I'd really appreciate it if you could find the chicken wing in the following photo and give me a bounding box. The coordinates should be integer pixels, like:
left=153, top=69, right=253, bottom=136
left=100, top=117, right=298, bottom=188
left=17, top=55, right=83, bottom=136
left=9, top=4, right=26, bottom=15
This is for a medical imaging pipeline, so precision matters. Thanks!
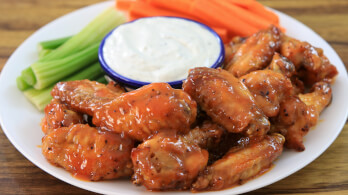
left=299, top=81, right=332, bottom=115
left=270, top=81, right=332, bottom=151
left=41, top=99, right=84, bottom=135
left=132, top=131, right=208, bottom=191
left=224, top=36, right=246, bottom=64
left=183, top=67, right=269, bottom=141
left=131, top=121, right=224, bottom=190
left=192, top=134, right=285, bottom=191
left=42, top=124, right=134, bottom=181
left=51, top=80, right=123, bottom=116
left=240, top=70, right=293, bottom=117
left=225, top=26, right=281, bottom=77
left=280, top=36, right=338, bottom=86
left=266, top=52, right=296, bottom=78
left=93, top=83, right=197, bottom=141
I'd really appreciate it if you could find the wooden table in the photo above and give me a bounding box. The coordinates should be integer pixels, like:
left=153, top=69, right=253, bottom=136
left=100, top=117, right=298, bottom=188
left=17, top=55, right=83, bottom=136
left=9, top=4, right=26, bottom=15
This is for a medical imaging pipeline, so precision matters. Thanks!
left=0, top=0, right=347, bottom=194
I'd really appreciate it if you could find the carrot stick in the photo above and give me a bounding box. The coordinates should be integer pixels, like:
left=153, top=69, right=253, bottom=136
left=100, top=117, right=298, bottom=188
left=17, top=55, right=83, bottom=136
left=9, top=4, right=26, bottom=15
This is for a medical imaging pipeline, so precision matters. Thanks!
left=116, top=0, right=134, bottom=11
left=211, top=27, right=229, bottom=43
left=190, top=0, right=258, bottom=37
left=227, top=0, right=255, bottom=8
left=247, top=1, right=279, bottom=24
left=129, top=1, right=202, bottom=21
left=211, top=0, right=275, bottom=30
left=147, top=0, right=194, bottom=15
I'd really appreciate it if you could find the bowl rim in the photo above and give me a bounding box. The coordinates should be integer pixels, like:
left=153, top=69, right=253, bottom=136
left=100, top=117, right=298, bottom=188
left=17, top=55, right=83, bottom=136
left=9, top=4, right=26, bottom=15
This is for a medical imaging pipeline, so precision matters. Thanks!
left=98, top=16, right=225, bottom=88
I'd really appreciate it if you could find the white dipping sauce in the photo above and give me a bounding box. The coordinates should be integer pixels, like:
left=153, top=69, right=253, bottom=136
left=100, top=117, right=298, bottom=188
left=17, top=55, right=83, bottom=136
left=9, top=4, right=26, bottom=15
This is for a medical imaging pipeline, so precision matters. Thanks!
left=103, top=17, right=221, bottom=82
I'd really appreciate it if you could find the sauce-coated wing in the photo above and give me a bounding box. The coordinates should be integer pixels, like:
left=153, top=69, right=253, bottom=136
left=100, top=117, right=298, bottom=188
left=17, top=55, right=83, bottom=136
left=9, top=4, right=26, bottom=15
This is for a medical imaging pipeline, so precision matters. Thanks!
left=42, top=124, right=133, bottom=181
left=280, top=36, right=338, bottom=86
left=93, top=83, right=197, bottom=141
left=225, top=26, right=281, bottom=77
left=271, top=97, right=316, bottom=151
left=240, top=70, right=293, bottom=117
left=271, top=82, right=331, bottom=151
left=131, top=131, right=208, bottom=191
left=41, top=99, right=84, bottom=135
left=266, top=52, right=296, bottom=78
left=51, top=80, right=123, bottom=116
left=183, top=67, right=269, bottom=141
left=299, top=81, right=332, bottom=115
left=192, top=134, right=285, bottom=191
left=131, top=121, right=224, bottom=191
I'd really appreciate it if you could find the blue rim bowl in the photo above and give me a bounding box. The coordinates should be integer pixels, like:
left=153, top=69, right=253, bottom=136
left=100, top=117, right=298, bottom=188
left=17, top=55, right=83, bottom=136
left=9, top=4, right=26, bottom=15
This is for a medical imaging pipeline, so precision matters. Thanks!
left=98, top=16, right=225, bottom=89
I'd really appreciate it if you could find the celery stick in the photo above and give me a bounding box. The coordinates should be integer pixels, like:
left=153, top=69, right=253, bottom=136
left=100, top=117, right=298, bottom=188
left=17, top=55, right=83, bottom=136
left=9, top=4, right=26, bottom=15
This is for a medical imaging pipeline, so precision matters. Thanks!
left=38, top=36, right=72, bottom=51
left=21, top=67, right=36, bottom=86
left=96, top=76, right=107, bottom=84
left=24, top=62, right=105, bottom=111
left=16, top=76, right=31, bottom=91
left=31, top=43, right=99, bottom=90
left=38, top=49, right=52, bottom=59
left=38, top=7, right=126, bottom=62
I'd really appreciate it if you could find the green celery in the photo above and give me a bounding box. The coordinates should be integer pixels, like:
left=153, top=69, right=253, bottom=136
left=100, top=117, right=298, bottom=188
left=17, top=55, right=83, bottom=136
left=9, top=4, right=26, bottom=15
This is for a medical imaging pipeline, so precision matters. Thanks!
left=24, top=62, right=105, bottom=111
left=38, top=7, right=125, bottom=62
left=30, top=43, right=99, bottom=90
left=21, top=67, right=36, bottom=86
left=96, top=76, right=107, bottom=84
left=16, top=76, right=31, bottom=91
left=38, top=49, right=52, bottom=59
left=38, top=36, right=72, bottom=51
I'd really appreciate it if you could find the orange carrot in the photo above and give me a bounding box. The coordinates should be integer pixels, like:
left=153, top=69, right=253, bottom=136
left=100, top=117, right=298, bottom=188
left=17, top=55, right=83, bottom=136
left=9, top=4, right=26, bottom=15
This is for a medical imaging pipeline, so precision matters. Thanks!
left=190, top=0, right=258, bottom=37
left=129, top=1, right=203, bottom=22
left=116, top=0, right=134, bottom=11
left=227, top=0, right=255, bottom=8
left=247, top=1, right=279, bottom=24
left=211, top=27, right=229, bottom=43
left=128, top=12, right=143, bottom=21
left=147, top=0, right=194, bottom=15
left=211, top=0, right=275, bottom=30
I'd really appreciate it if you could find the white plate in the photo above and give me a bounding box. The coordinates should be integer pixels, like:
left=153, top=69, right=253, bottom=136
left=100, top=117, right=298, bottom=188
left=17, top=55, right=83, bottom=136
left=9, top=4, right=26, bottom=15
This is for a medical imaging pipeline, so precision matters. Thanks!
left=0, top=1, right=347, bottom=195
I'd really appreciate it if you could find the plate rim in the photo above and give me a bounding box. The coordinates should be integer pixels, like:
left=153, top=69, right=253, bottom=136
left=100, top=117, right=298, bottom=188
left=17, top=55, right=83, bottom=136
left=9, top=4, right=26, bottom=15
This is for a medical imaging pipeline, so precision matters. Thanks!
left=0, top=1, right=347, bottom=195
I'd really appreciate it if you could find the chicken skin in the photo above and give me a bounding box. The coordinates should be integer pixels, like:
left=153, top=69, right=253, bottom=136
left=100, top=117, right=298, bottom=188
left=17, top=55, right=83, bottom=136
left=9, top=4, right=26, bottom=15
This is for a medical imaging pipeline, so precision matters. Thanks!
left=225, top=26, right=281, bottom=77
left=93, top=83, right=197, bottom=141
left=266, top=52, right=296, bottom=78
left=183, top=67, right=269, bottom=141
left=271, top=81, right=332, bottom=151
left=299, top=81, right=332, bottom=115
left=42, top=124, right=134, bottom=181
left=131, top=121, right=224, bottom=191
left=52, top=81, right=197, bottom=141
left=240, top=70, right=293, bottom=117
left=51, top=80, right=124, bottom=116
left=41, top=99, right=84, bottom=135
left=192, top=134, right=285, bottom=191
left=280, top=36, right=338, bottom=86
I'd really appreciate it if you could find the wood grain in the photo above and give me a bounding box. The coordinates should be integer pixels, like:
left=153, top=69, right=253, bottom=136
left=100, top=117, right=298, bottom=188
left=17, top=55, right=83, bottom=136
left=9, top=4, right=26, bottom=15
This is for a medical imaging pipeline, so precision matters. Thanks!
left=0, top=0, right=347, bottom=194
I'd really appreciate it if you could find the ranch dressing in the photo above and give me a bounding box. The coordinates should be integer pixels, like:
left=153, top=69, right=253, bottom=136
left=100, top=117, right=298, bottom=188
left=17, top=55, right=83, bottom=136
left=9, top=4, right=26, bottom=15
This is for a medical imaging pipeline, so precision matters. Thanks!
left=103, top=17, right=221, bottom=82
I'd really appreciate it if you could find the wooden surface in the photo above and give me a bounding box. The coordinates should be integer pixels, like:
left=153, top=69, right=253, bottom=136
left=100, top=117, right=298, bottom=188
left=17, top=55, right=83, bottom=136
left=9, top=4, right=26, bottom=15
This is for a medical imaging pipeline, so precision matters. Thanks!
left=0, top=0, right=347, bottom=194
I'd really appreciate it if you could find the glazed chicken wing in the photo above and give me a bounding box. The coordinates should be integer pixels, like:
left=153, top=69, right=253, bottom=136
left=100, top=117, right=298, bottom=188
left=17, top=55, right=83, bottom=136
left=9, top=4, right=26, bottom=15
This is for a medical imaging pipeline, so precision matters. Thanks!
left=41, top=99, right=84, bottom=135
left=192, top=134, right=285, bottom=191
left=224, top=36, right=246, bottom=64
left=299, top=81, right=332, bottom=115
left=93, top=83, right=197, bottom=141
left=131, top=121, right=224, bottom=190
left=280, top=36, right=338, bottom=86
left=51, top=80, right=124, bottom=116
left=42, top=124, right=134, bottom=181
left=266, top=52, right=296, bottom=78
left=271, top=81, right=332, bottom=151
left=183, top=67, right=269, bottom=141
left=225, top=26, right=281, bottom=77
left=240, top=70, right=293, bottom=117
